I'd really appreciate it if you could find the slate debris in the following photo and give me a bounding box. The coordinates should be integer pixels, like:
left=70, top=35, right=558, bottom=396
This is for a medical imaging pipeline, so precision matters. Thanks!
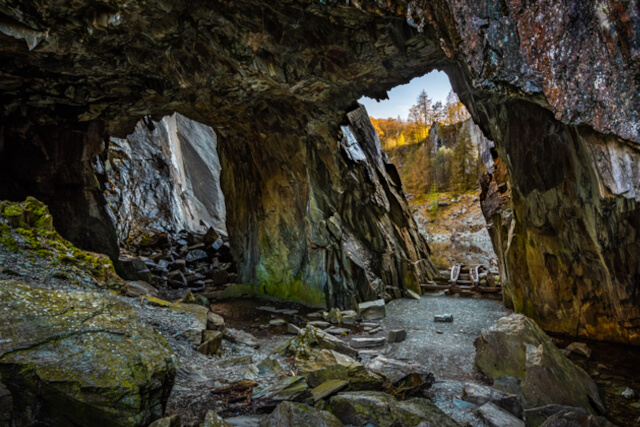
left=118, top=228, right=238, bottom=297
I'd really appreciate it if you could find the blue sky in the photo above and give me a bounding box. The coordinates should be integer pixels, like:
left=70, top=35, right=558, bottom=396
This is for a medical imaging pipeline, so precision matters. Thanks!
left=359, top=71, right=452, bottom=120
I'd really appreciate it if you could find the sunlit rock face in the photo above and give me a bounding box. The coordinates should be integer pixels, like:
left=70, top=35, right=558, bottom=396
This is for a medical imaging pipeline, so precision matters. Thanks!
left=0, top=1, right=638, bottom=336
left=105, top=113, right=227, bottom=244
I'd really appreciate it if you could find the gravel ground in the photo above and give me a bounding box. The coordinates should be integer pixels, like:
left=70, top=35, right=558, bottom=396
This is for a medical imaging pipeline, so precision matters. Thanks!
left=353, top=292, right=512, bottom=426
left=379, top=292, right=511, bottom=381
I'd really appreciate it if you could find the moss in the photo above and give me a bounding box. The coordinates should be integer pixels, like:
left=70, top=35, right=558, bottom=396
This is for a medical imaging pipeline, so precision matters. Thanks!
left=257, top=263, right=326, bottom=308
left=0, top=222, right=18, bottom=251
left=0, top=198, right=124, bottom=292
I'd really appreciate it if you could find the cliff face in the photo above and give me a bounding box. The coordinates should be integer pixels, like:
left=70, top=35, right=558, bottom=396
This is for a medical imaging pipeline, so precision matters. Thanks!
left=0, top=1, right=638, bottom=340
left=105, top=113, right=227, bottom=245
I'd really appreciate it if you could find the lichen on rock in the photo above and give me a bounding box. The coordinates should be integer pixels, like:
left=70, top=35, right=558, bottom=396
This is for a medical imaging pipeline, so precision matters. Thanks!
left=0, top=280, right=176, bottom=426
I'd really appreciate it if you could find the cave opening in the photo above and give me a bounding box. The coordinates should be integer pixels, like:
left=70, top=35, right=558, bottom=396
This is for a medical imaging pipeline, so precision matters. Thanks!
left=359, top=71, right=500, bottom=286
left=102, top=113, right=238, bottom=298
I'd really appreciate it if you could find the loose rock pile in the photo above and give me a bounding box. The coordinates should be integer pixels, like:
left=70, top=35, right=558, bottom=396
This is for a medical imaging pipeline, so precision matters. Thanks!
left=118, top=228, right=237, bottom=296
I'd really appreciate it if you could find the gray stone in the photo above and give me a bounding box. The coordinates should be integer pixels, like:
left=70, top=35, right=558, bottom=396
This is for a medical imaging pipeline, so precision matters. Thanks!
left=224, top=328, right=260, bottom=349
left=325, top=327, right=350, bottom=335
left=125, top=280, right=159, bottom=297
left=524, top=405, right=588, bottom=427
left=388, top=329, right=407, bottom=343
left=341, top=310, right=357, bottom=325
left=258, top=401, right=343, bottom=427
left=186, top=249, right=209, bottom=263
left=287, top=323, right=301, bottom=335
left=329, top=391, right=458, bottom=426
left=149, top=415, right=181, bottom=427
left=197, top=330, right=223, bottom=356
left=207, top=311, right=225, bottom=331
left=565, top=342, right=592, bottom=358
left=312, top=380, right=349, bottom=402
left=406, top=289, right=421, bottom=300
left=299, top=349, right=383, bottom=390
left=539, top=410, right=616, bottom=427
left=327, top=308, right=342, bottom=324
left=269, top=318, right=287, bottom=326
left=477, top=402, right=525, bottom=427
left=622, top=387, right=635, bottom=399
left=308, top=320, right=330, bottom=328
left=252, top=376, right=311, bottom=408
left=365, top=356, right=434, bottom=396
left=351, top=337, right=385, bottom=348
left=434, top=314, right=454, bottom=323
left=462, top=382, right=523, bottom=418
left=204, top=411, right=233, bottom=426
left=358, top=299, right=386, bottom=320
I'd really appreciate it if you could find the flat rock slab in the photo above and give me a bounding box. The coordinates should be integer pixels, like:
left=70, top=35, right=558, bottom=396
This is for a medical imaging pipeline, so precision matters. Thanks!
left=463, top=382, right=523, bottom=418
left=351, top=337, right=385, bottom=348
left=308, top=320, right=331, bottom=328
left=325, top=327, right=350, bottom=335
left=477, top=402, right=525, bottom=427
left=312, top=380, right=349, bottom=401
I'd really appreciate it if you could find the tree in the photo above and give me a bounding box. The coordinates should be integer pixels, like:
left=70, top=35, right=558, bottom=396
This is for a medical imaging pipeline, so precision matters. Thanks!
left=408, top=90, right=433, bottom=141
left=444, top=90, right=471, bottom=125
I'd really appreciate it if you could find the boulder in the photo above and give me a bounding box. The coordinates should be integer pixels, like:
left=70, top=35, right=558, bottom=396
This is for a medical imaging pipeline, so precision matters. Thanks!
left=357, top=299, right=386, bottom=320
left=299, top=349, right=383, bottom=390
left=259, top=401, right=343, bottom=427
left=462, top=383, right=523, bottom=418
left=203, top=410, right=233, bottom=427
left=0, top=280, right=175, bottom=426
left=477, top=402, right=525, bottom=427
left=365, top=356, right=434, bottom=397
left=475, top=314, right=605, bottom=415
left=329, top=391, right=459, bottom=427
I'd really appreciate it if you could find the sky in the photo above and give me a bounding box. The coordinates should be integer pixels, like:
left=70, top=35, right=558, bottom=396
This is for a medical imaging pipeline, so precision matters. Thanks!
left=358, top=71, right=452, bottom=120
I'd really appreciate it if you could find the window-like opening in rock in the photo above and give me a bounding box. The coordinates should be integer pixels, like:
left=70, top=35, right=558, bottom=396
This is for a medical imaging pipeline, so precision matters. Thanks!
left=104, top=113, right=236, bottom=296
left=360, top=72, right=498, bottom=275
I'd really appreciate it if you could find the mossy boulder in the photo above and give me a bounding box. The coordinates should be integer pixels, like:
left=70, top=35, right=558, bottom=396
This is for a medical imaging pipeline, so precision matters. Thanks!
left=329, top=391, right=459, bottom=426
left=0, top=198, right=124, bottom=292
left=475, top=314, right=605, bottom=415
left=0, top=280, right=176, bottom=427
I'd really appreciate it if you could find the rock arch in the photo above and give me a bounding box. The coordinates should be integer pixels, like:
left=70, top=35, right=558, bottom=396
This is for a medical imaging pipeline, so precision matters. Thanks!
left=0, top=0, right=638, bottom=343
